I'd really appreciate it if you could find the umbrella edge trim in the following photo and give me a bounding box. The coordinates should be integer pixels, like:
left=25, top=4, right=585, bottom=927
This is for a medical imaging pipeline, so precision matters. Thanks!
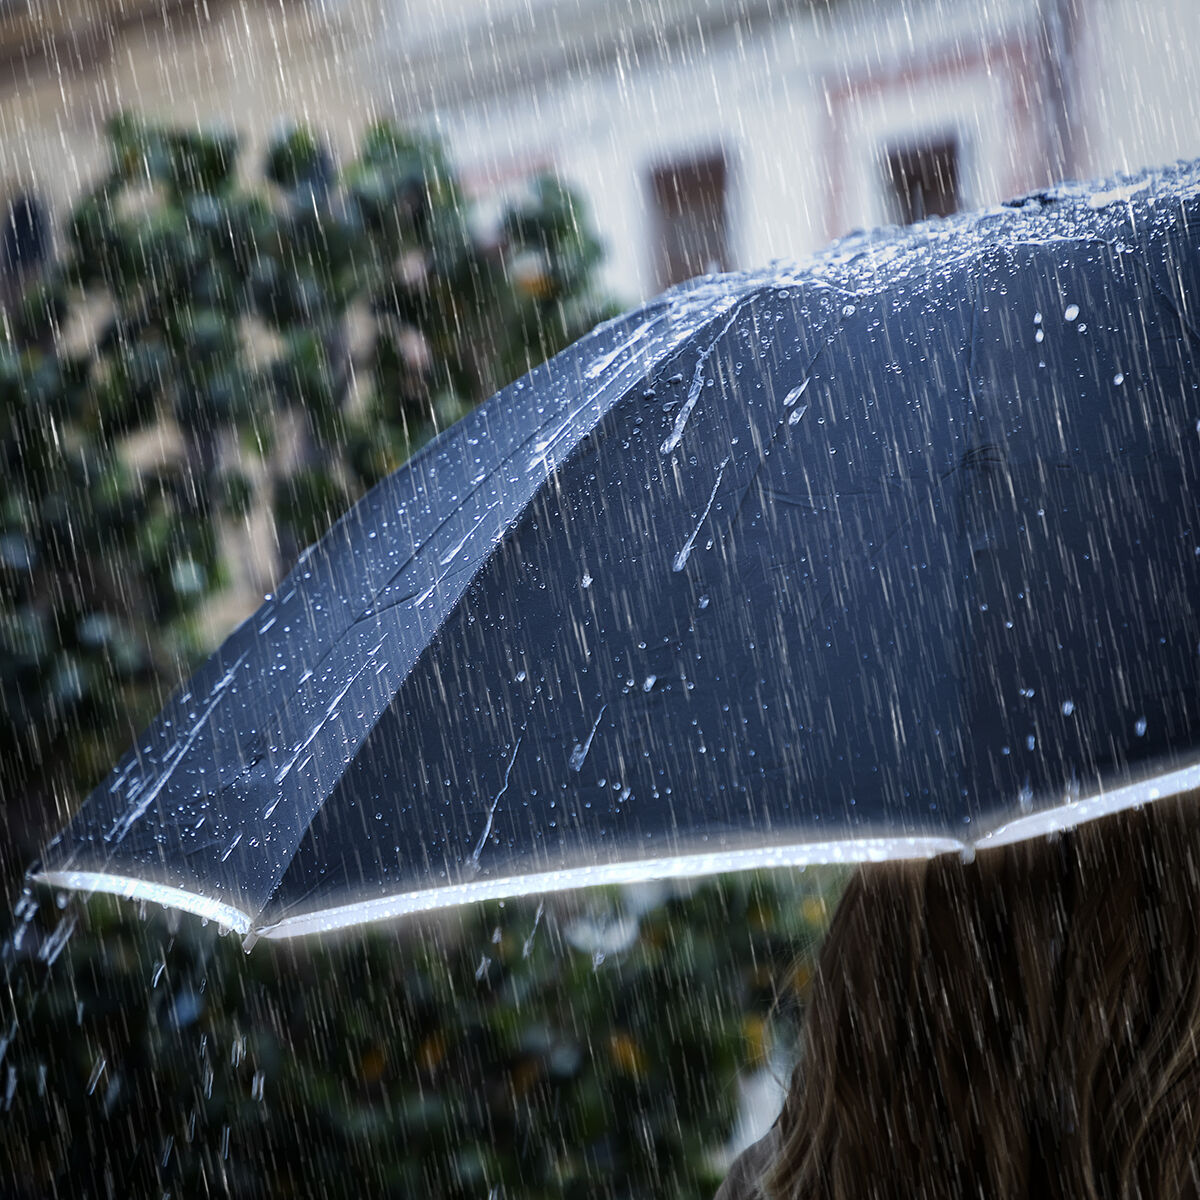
left=30, top=869, right=254, bottom=935
left=256, top=836, right=964, bottom=940
left=976, top=758, right=1200, bottom=849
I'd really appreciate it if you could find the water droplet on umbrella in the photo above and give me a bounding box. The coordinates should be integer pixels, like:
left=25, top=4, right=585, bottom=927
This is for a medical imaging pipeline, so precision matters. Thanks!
left=783, top=379, right=810, bottom=407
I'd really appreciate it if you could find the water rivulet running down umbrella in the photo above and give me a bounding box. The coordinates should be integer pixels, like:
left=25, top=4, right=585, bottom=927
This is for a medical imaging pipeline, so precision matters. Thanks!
left=34, top=161, right=1200, bottom=940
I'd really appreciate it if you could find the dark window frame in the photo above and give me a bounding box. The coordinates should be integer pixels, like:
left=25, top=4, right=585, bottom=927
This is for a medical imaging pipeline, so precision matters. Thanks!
left=647, top=149, right=733, bottom=291
left=881, top=134, right=962, bottom=226
left=1, top=190, right=51, bottom=278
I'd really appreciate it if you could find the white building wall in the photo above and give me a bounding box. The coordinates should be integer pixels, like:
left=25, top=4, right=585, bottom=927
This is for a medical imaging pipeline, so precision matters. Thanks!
left=372, top=0, right=1200, bottom=302
left=421, top=0, right=1051, bottom=301
left=1074, top=0, right=1200, bottom=176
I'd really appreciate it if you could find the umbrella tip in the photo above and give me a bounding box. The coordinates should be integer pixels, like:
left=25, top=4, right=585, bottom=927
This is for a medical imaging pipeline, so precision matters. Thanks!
left=242, top=931, right=260, bottom=955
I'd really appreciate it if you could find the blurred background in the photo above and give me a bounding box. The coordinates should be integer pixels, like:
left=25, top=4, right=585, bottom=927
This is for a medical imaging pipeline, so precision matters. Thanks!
left=4, top=0, right=1199, bottom=299
left=1, top=0, right=1198, bottom=1195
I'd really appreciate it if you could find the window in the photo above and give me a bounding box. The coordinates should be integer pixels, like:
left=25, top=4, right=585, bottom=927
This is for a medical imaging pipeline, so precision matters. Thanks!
left=881, top=136, right=961, bottom=225
left=1, top=192, right=50, bottom=277
left=648, top=151, right=731, bottom=290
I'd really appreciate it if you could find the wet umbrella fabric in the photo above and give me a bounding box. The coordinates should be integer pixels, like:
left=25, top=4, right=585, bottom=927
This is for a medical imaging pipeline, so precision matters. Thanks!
left=36, top=163, right=1200, bottom=939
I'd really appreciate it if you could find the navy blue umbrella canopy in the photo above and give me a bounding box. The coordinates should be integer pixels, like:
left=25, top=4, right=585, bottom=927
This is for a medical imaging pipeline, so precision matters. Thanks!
left=36, top=162, right=1200, bottom=939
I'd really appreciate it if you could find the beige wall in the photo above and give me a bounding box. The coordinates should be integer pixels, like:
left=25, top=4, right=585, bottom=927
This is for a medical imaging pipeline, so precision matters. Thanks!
left=0, top=0, right=387, bottom=221
left=1074, top=0, right=1200, bottom=176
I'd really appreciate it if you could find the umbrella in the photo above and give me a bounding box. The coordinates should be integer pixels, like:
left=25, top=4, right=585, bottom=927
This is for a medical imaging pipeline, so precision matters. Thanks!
left=34, top=161, right=1200, bottom=941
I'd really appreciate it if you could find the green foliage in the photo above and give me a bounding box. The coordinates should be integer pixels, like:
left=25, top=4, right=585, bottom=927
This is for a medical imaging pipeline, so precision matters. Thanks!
left=0, top=114, right=618, bottom=879
left=0, top=870, right=841, bottom=1198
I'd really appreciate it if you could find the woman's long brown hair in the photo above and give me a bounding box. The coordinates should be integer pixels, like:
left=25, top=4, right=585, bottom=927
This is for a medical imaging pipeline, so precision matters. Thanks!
left=765, top=796, right=1200, bottom=1200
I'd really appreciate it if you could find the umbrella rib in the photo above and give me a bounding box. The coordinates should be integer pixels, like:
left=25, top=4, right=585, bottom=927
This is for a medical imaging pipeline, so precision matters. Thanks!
left=272, top=639, right=388, bottom=788
left=104, top=650, right=251, bottom=844
left=267, top=295, right=774, bottom=769
left=335, top=307, right=699, bottom=642
left=239, top=299, right=744, bottom=901
left=673, top=455, right=731, bottom=572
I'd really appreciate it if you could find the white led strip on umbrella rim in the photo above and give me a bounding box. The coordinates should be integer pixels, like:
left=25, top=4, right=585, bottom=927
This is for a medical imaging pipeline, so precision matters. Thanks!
left=31, top=870, right=256, bottom=935
left=974, top=759, right=1200, bottom=848
left=253, top=837, right=964, bottom=941
left=32, top=758, right=1200, bottom=943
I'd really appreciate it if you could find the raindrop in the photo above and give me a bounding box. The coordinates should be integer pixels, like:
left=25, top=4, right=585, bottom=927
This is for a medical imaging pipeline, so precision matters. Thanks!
left=642, top=675, right=657, bottom=692
left=783, top=379, right=810, bottom=407
left=1113, top=372, right=1125, bottom=386
left=1018, top=778, right=1034, bottom=814
left=789, top=404, right=809, bottom=426
left=522, top=900, right=545, bottom=958
left=1063, top=303, right=1080, bottom=321
left=86, top=1058, right=106, bottom=1095
left=1135, top=717, right=1148, bottom=737
left=570, top=705, right=607, bottom=772
left=581, top=571, right=593, bottom=588
left=1061, top=700, right=1075, bottom=716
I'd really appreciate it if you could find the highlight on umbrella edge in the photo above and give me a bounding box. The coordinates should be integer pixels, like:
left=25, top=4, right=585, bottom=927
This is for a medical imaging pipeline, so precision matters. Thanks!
left=30, top=757, right=1200, bottom=945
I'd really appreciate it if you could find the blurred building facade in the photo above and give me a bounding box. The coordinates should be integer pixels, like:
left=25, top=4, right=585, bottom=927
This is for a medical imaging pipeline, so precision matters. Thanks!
left=2, top=0, right=1199, bottom=300
left=364, top=0, right=1200, bottom=299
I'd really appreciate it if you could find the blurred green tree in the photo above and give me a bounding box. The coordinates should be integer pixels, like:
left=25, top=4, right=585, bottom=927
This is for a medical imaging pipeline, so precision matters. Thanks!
left=0, top=872, right=840, bottom=1198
